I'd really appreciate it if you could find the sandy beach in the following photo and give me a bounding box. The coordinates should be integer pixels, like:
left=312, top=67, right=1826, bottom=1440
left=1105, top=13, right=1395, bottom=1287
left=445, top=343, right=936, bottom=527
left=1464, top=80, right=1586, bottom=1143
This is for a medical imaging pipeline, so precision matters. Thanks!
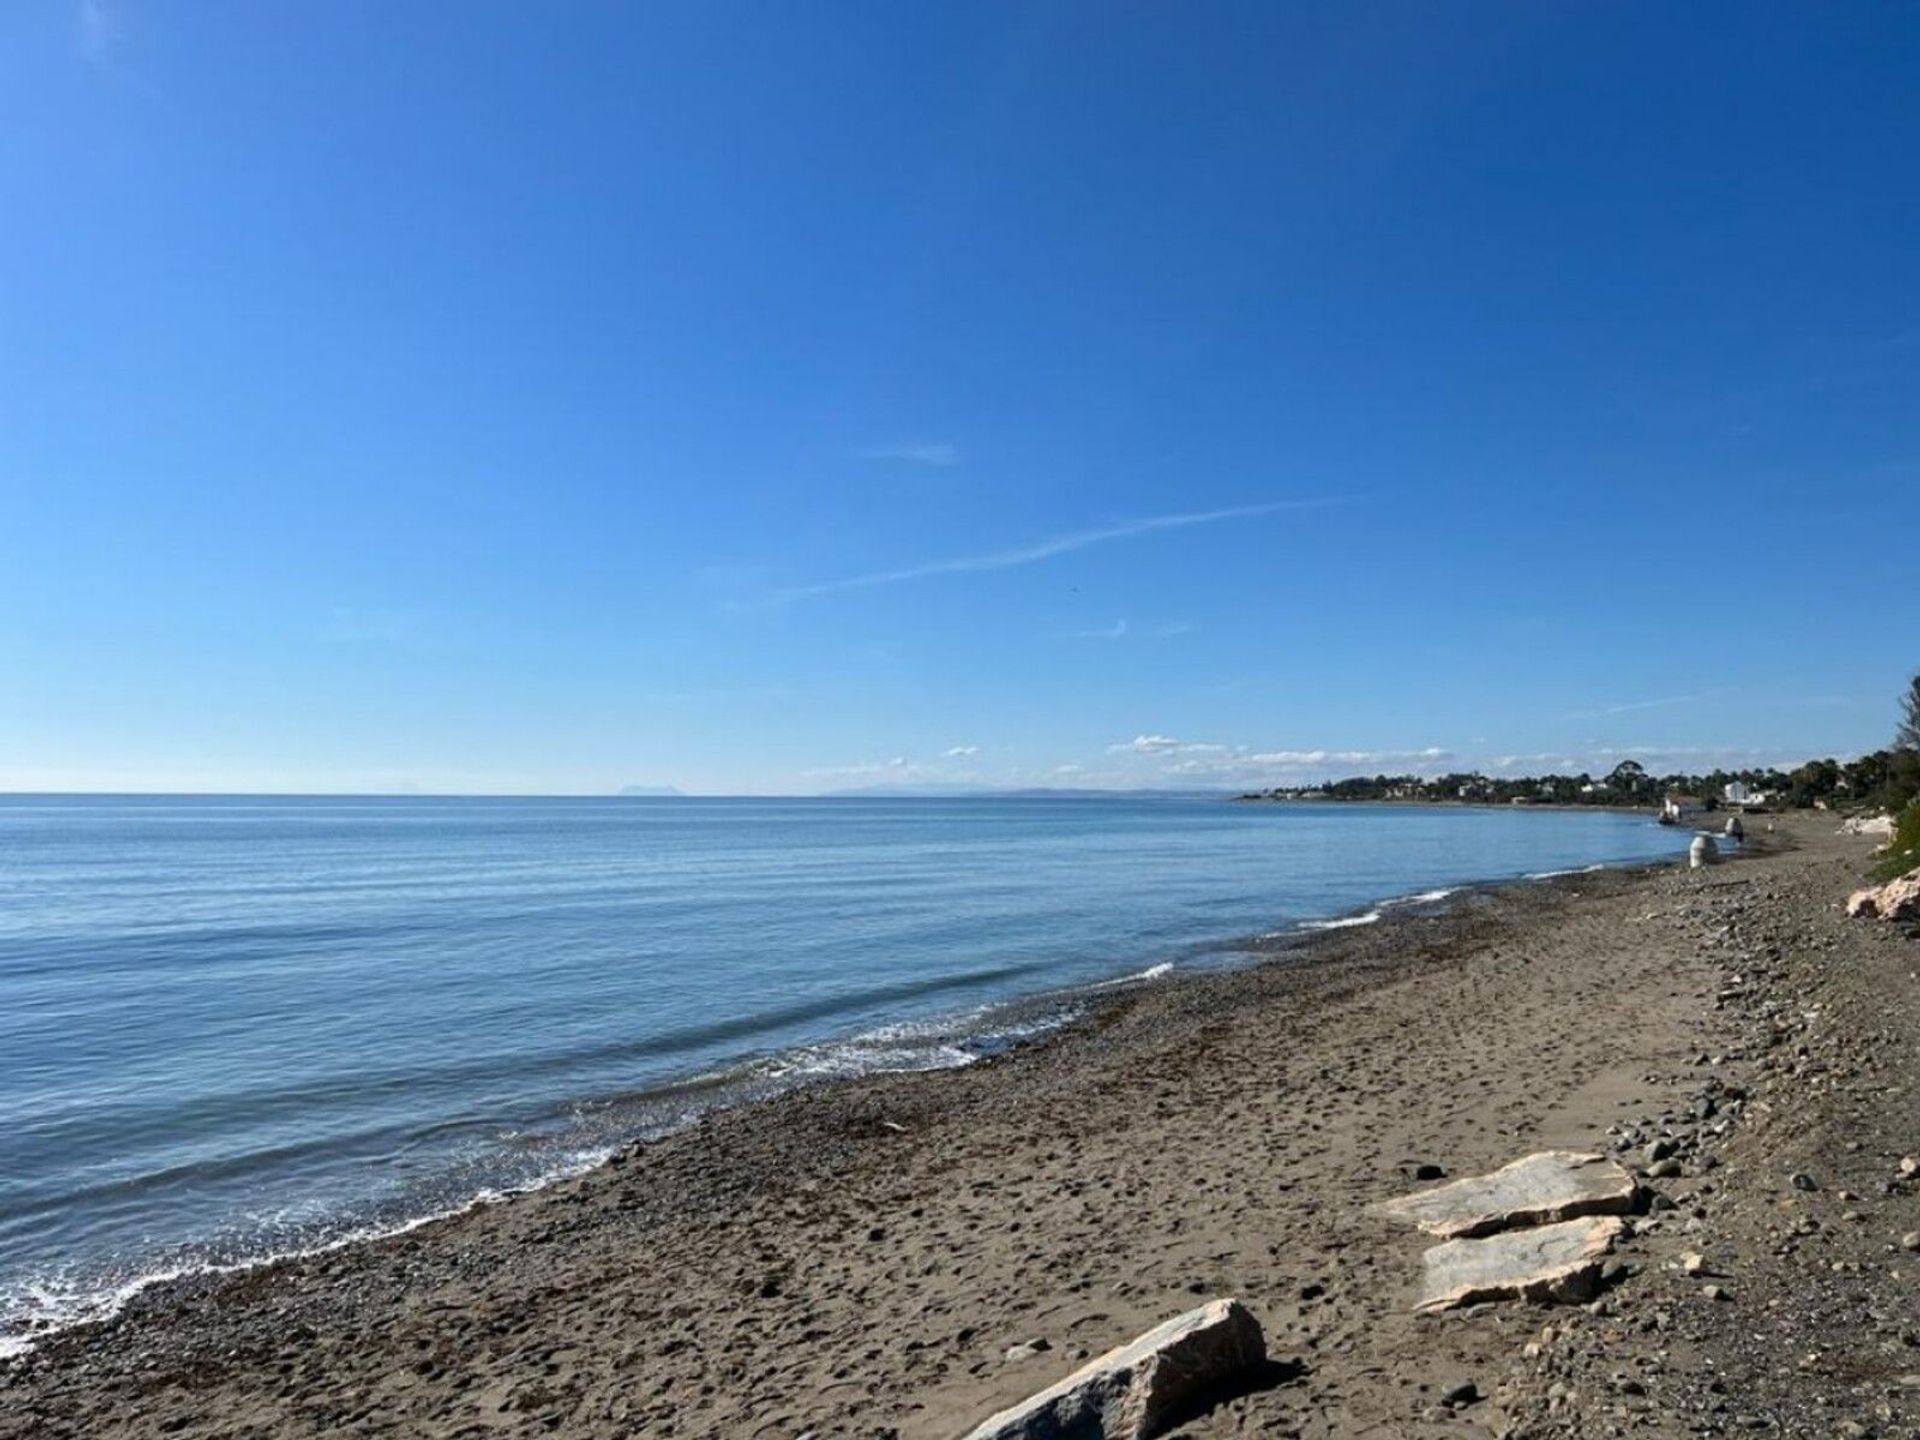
left=3, top=810, right=1915, bottom=1439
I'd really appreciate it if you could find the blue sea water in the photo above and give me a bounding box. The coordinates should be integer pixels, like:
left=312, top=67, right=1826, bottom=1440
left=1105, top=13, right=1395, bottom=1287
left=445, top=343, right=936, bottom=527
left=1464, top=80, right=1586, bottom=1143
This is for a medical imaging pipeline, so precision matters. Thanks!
left=0, top=794, right=1688, bottom=1351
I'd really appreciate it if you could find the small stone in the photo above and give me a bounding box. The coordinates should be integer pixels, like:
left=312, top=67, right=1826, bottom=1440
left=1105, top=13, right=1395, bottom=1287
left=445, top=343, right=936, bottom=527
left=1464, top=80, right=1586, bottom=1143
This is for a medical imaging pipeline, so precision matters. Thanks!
left=1791, top=1172, right=1818, bottom=1192
left=1442, top=1380, right=1480, bottom=1407
left=1681, top=1252, right=1708, bottom=1276
left=1899, top=1156, right=1919, bottom=1179
left=1703, top=1283, right=1732, bottom=1302
left=1899, top=1231, right=1920, bottom=1253
left=1413, top=1163, right=1446, bottom=1181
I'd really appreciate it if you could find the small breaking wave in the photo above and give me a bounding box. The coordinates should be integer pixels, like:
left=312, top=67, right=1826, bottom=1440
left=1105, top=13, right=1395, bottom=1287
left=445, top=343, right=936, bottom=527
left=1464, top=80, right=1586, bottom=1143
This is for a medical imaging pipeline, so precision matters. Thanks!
left=1092, top=960, right=1175, bottom=988
left=1523, top=863, right=1606, bottom=880
left=1299, top=909, right=1383, bottom=931
left=0, top=1160, right=600, bottom=1363
left=1, top=996, right=1085, bottom=1362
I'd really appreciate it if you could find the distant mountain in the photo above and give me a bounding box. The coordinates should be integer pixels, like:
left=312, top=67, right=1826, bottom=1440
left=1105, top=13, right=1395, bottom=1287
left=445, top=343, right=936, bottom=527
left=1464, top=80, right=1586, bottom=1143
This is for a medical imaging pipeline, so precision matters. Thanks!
left=615, top=784, right=684, bottom=797
left=819, top=784, right=1231, bottom=799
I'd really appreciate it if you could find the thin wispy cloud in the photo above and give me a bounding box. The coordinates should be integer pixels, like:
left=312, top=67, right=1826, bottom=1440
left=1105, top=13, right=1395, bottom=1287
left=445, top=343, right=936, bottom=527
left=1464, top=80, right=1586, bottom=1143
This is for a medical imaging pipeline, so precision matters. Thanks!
left=943, top=744, right=980, bottom=758
left=1058, top=619, right=1131, bottom=641
left=1565, top=694, right=1703, bottom=720
left=1051, top=618, right=1192, bottom=641
left=78, top=0, right=122, bottom=63
left=858, top=442, right=960, bottom=468
left=774, top=498, right=1344, bottom=605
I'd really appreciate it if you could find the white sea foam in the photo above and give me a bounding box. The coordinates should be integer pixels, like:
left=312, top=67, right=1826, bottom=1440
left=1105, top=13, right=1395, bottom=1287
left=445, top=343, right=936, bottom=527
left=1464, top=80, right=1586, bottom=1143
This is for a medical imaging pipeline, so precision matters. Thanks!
left=1299, top=909, right=1383, bottom=931
left=1093, top=960, right=1174, bottom=988
left=0, top=1157, right=609, bottom=1362
left=1523, top=863, right=1606, bottom=880
left=1387, top=887, right=1458, bottom=906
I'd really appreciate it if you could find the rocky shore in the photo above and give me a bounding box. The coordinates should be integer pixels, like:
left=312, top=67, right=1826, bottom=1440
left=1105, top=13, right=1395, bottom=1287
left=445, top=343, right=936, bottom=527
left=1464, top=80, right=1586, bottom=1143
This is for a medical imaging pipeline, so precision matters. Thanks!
left=2, top=813, right=1914, bottom=1439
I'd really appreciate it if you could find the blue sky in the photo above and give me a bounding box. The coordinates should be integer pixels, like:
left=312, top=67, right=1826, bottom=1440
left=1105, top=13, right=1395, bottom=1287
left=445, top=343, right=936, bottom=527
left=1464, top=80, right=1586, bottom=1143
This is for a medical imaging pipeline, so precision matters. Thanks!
left=1, top=2, right=1914, bottom=794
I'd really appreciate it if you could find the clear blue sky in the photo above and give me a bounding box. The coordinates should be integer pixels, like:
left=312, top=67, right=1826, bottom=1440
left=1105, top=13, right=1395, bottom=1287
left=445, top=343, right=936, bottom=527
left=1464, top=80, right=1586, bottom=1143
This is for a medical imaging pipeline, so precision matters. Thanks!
left=2, top=3, right=1914, bottom=794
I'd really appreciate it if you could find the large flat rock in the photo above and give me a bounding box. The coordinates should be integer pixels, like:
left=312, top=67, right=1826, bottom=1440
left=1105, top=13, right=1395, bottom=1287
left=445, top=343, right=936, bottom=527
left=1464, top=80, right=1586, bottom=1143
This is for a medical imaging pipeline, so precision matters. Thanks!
left=959, top=1297, right=1266, bottom=1440
left=1376, top=1150, right=1638, bottom=1239
left=1416, top=1215, right=1624, bottom=1313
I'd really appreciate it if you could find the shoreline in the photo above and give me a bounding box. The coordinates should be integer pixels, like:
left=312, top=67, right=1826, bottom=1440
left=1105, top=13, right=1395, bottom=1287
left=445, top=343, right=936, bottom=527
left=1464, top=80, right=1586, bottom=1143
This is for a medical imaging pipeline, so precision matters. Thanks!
left=0, top=825, right=1696, bottom=1365
left=10, top=812, right=1911, bottom=1438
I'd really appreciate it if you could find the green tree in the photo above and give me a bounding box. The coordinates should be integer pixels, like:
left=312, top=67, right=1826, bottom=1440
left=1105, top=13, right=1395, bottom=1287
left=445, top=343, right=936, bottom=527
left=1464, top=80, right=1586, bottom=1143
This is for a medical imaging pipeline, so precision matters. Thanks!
left=1898, top=670, right=1920, bottom=752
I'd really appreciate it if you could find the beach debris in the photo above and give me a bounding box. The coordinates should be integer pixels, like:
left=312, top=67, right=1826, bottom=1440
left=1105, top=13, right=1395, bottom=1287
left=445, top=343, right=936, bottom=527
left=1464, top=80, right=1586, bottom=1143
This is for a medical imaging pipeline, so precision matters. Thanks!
left=959, top=1297, right=1266, bottom=1440
left=1376, top=1150, right=1639, bottom=1240
left=1725, top=814, right=1744, bottom=840
left=1689, top=834, right=1720, bottom=869
left=1415, top=1216, right=1625, bottom=1313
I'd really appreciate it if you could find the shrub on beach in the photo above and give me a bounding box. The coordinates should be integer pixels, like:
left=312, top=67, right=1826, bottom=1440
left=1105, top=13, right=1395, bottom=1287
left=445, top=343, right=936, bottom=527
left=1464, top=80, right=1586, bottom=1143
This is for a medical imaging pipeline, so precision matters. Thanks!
left=1876, top=800, right=1920, bottom=882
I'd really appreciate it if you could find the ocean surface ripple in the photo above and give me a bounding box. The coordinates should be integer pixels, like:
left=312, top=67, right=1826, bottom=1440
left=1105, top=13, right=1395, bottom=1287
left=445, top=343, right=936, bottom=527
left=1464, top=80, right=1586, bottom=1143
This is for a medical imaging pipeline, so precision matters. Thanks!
left=0, top=794, right=1687, bottom=1352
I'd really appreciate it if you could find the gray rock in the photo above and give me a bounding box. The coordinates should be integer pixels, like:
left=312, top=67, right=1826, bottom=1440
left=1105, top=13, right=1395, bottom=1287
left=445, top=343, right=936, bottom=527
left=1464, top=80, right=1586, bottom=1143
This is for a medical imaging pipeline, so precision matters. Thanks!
left=961, top=1298, right=1266, bottom=1440
left=1376, top=1151, right=1640, bottom=1240
left=1415, top=1216, right=1625, bottom=1313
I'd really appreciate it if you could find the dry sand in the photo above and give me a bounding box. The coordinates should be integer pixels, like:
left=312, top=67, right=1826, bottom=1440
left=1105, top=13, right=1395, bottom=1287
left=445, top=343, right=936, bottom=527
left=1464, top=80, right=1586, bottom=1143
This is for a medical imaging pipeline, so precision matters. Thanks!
left=3, top=811, right=1915, bottom=1438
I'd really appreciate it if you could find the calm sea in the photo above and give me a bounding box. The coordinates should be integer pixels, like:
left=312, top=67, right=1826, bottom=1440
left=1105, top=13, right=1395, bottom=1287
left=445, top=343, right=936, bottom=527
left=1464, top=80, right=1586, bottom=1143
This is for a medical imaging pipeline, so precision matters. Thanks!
left=0, top=794, right=1688, bottom=1351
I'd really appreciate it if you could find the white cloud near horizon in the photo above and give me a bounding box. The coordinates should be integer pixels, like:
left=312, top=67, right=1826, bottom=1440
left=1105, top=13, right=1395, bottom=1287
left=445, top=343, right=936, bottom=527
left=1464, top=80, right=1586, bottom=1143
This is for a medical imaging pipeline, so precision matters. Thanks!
left=1110, top=734, right=1185, bottom=755
left=943, top=744, right=980, bottom=758
left=1109, top=735, right=1450, bottom=770
left=772, top=498, right=1345, bottom=605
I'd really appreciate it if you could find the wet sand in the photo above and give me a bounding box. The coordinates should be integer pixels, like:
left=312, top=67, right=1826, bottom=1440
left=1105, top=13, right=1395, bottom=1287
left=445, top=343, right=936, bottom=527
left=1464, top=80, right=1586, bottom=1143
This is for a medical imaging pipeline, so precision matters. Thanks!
left=3, top=811, right=1915, bottom=1438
